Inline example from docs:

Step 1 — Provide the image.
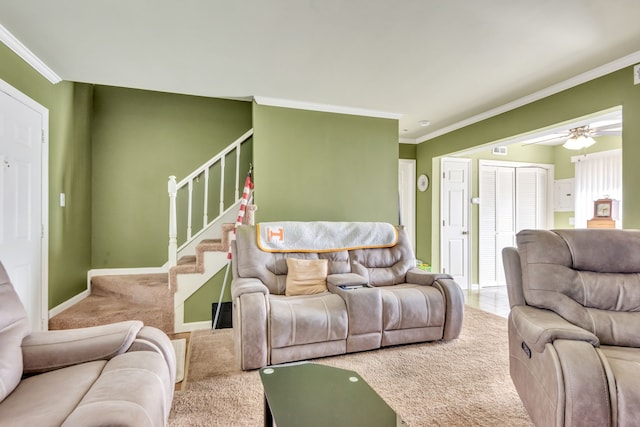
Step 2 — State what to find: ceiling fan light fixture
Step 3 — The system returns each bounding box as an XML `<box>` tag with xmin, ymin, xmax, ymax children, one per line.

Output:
<box><xmin>563</xmin><ymin>126</ymin><xmax>596</xmax><ymax>150</ymax></box>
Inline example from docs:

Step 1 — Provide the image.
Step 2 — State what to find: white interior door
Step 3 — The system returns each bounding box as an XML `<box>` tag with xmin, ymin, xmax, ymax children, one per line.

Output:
<box><xmin>0</xmin><ymin>83</ymin><xmax>47</xmax><ymax>331</ymax></box>
<box><xmin>440</xmin><ymin>158</ymin><xmax>470</xmax><ymax>289</ymax></box>
<box><xmin>495</xmin><ymin>167</ymin><xmax>515</xmax><ymax>286</ymax></box>
<box><xmin>398</xmin><ymin>159</ymin><xmax>416</xmax><ymax>253</ymax></box>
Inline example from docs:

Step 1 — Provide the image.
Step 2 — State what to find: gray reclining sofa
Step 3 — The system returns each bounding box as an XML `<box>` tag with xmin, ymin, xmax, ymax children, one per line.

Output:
<box><xmin>231</xmin><ymin>223</ymin><xmax>464</xmax><ymax>370</ymax></box>
<box><xmin>0</xmin><ymin>261</ymin><xmax>175</xmax><ymax>427</ymax></box>
<box><xmin>503</xmin><ymin>229</ymin><xmax>640</xmax><ymax>426</ymax></box>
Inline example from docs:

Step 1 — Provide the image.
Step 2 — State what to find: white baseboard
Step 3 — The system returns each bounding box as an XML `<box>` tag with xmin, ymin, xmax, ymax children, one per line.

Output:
<box><xmin>48</xmin><ymin>289</ymin><xmax>90</xmax><ymax>319</ymax></box>
<box><xmin>174</xmin><ymin>320</ymin><xmax>212</xmax><ymax>333</ymax></box>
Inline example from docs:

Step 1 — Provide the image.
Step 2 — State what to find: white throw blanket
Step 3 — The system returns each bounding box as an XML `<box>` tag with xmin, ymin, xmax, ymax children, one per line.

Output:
<box><xmin>256</xmin><ymin>221</ymin><xmax>398</xmax><ymax>253</ymax></box>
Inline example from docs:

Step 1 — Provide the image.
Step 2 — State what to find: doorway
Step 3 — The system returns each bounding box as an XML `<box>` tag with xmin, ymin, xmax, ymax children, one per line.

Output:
<box><xmin>478</xmin><ymin>160</ymin><xmax>553</xmax><ymax>287</ymax></box>
<box><xmin>440</xmin><ymin>157</ymin><xmax>470</xmax><ymax>289</ymax></box>
<box><xmin>0</xmin><ymin>79</ymin><xmax>48</xmax><ymax>331</ymax></box>
<box><xmin>398</xmin><ymin>159</ymin><xmax>416</xmax><ymax>253</ymax></box>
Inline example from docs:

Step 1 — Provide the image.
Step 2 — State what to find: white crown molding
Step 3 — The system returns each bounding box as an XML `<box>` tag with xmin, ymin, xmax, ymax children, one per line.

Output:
<box><xmin>416</xmin><ymin>49</ymin><xmax>640</xmax><ymax>144</ymax></box>
<box><xmin>254</xmin><ymin>96</ymin><xmax>403</xmax><ymax>120</ymax></box>
<box><xmin>0</xmin><ymin>24</ymin><xmax>62</xmax><ymax>84</ymax></box>
<box><xmin>399</xmin><ymin>137</ymin><xmax>418</xmax><ymax>144</ymax></box>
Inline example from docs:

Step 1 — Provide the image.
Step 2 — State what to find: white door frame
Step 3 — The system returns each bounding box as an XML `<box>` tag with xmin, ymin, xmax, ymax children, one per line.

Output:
<box><xmin>398</xmin><ymin>159</ymin><xmax>416</xmax><ymax>253</ymax></box>
<box><xmin>0</xmin><ymin>78</ymin><xmax>49</xmax><ymax>331</ymax></box>
<box><xmin>440</xmin><ymin>157</ymin><xmax>471</xmax><ymax>290</ymax></box>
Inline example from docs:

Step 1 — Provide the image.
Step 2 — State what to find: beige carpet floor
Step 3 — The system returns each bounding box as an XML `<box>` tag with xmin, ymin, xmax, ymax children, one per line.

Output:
<box><xmin>168</xmin><ymin>306</ymin><xmax>533</xmax><ymax>426</ymax></box>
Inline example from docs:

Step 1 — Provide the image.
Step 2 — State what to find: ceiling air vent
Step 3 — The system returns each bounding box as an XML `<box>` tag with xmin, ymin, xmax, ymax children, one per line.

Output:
<box><xmin>492</xmin><ymin>146</ymin><xmax>507</xmax><ymax>156</ymax></box>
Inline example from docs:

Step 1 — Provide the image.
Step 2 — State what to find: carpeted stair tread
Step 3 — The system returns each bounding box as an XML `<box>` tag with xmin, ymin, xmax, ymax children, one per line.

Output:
<box><xmin>172</xmin><ymin>256</ymin><xmax>198</xmax><ymax>274</ymax></box>
<box><xmin>49</xmin><ymin>294</ymin><xmax>173</xmax><ymax>333</ymax></box>
<box><xmin>170</xmin><ymin>239</ymin><xmax>226</xmax><ymax>278</ymax></box>
<box><xmin>91</xmin><ymin>273</ymin><xmax>173</xmax><ymax>303</ymax></box>
<box><xmin>199</xmin><ymin>239</ymin><xmax>225</xmax><ymax>252</ymax></box>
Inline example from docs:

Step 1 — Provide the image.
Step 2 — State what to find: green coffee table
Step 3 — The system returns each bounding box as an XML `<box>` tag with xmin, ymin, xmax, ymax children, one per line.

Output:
<box><xmin>259</xmin><ymin>362</ymin><xmax>406</xmax><ymax>427</ymax></box>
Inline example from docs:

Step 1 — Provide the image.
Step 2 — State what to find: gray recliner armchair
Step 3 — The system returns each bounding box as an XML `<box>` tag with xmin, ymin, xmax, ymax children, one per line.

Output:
<box><xmin>0</xmin><ymin>262</ymin><xmax>176</xmax><ymax>427</ymax></box>
<box><xmin>503</xmin><ymin>229</ymin><xmax>640</xmax><ymax>426</ymax></box>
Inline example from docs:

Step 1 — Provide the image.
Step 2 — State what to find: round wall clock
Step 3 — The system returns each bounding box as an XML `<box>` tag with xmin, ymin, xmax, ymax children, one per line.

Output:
<box><xmin>417</xmin><ymin>174</ymin><xmax>429</xmax><ymax>192</ymax></box>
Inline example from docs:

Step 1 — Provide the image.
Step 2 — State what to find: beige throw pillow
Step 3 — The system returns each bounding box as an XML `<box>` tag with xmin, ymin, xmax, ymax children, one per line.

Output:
<box><xmin>285</xmin><ymin>258</ymin><xmax>329</xmax><ymax>296</ymax></box>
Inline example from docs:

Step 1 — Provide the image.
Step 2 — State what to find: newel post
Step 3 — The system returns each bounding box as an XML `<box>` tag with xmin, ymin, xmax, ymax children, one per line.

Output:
<box><xmin>168</xmin><ymin>176</ymin><xmax>178</xmax><ymax>267</ymax></box>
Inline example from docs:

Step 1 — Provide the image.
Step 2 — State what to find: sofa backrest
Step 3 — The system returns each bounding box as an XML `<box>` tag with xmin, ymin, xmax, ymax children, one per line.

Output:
<box><xmin>0</xmin><ymin>262</ymin><xmax>31</xmax><ymax>402</ymax></box>
<box><xmin>516</xmin><ymin>229</ymin><xmax>640</xmax><ymax>346</ymax></box>
<box><xmin>233</xmin><ymin>225</ymin><xmax>351</xmax><ymax>295</ymax></box>
<box><xmin>350</xmin><ymin>226</ymin><xmax>415</xmax><ymax>286</ymax></box>
<box><xmin>233</xmin><ymin>224</ymin><xmax>415</xmax><ymax>294</ymax></box>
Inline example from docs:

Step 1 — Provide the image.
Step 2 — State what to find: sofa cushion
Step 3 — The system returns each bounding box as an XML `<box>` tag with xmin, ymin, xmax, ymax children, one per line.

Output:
<box><xmin>285</xmin><ymin>258</ymin><xmax>328</xmax><ymax>296</ymax></box>
<box><xmin>62</xmin><ymin>351</ymin><xmax>171</xmax><ymax>427</ymax></box>
<box><xmin>599</xmin><ymin>346</ymin><xmax>640</xmax><ymax>426</ymax></box>
<box><xmin>0</xmin><ymin>270</ymin><xmax>30</xmax><ymax>402</ymax></box>
<box><xmin>380</xmin><ymin>284</ymin><xmax>445</xmax><ymax>331</ymax></box>
<box><xmin>269</xmin><ymin>293</ymin><xmax>348</xmax><ymax>348</ymax></box>
<box><xmin>350</xmin><ymin>227</ymin><xmax>415</xmax><ymax>286</ymax></box>
<box><xmin>0</xmin><ymin>360</ymin><xmax>106</xmax><ymax>427</ymax></box>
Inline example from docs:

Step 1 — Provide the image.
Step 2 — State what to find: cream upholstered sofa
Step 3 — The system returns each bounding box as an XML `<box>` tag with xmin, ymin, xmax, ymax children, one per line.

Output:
<box><xmin>0</xmin><ymin>261</ymin><xmax>175</xmax><ymax>427</ymax></box>
<box><xmin>231</xmin><ymin>222</ymin><xmax>464</xmax><ymax>370</ymax></box>
<box><xmin>503</xmin><ymin>229</ymin><xmax>640</xmax><ymax>426</ymax></box>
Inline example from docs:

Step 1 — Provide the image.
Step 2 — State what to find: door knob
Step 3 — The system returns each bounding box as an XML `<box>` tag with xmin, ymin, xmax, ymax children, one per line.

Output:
<box><xmin>462</xmin><ymin>231</ymin><xmax>468</xmax><ymax>235</ymax></box>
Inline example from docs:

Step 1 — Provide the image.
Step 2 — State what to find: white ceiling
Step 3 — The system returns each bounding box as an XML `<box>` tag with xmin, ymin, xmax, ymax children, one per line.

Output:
<box><xmin>1</xmin><ymin>0</ymin><xmax>640</xmax><ymax>143</ymax></box>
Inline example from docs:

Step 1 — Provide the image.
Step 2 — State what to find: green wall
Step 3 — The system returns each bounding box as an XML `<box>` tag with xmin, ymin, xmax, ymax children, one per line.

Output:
<box><xmin>252</xmin><ymin>103</ymin><xmax>399</xmax><ymax>223</ymax></box>
<box><xmin>0</xmin><ymin>44</ymin><xmax>93</xmax><ymax>308</ymax></box>
<box><xmin>416</xmin><ymin>66</ymin><xmax>640</xmax><ymax>266</ymax></box>
<box><xmin>91</xmin><ymin>86</ymin><xmax>252</xmax><ymax>268</ymax></box>
<box><xmin>399</xmin><ymin>143</ymin><xmax>417</xmax><ymax>159</ymax></box>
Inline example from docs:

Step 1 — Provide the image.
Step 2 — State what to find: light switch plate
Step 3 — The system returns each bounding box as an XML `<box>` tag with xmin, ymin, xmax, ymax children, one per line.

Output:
<box><xmin>634</xmin><ymin>64</ymin><xmax>640</xmax><ymax>85</ymax></box>
<box><xmin>59</xmin><ymin>193</ymin><xmax>65</xmax><ymax>207</ymax></box>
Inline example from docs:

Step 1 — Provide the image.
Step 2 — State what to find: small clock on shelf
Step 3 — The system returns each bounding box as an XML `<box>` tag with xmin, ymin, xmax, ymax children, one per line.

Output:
<box><xmin>593</xmin><ymin>198</ymin><xmax>619</xmax><ymax>220</ymax></box>
<box><xmin>587</xmin><ymin>198</ymin><xmax>619</xmax><ymax>229</ymax></box>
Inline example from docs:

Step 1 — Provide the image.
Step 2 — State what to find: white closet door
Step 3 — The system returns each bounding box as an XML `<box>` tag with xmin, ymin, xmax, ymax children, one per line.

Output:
<box><xmin>479</xmin><ymin>164</ymin><xmax>549</xmax><ymax>287</ymax></box>
<box><xmin>515</xmin><ymin>167</ymin><xmax>548</xmax><ymax>231</ymax></box>
<box><xmin>479</xmin><ymin>167</ymin><xmax>497</xmax><ymax>286</ymax></box>
<box><xmin>495</xmin><ymin>167</ymin><xmax>515</xmax><ymax>286</ymax></box>
<box><xmin>479</xmin><ymin>166</ymin><xmax>514</xmax><ymax>287</ymax></box>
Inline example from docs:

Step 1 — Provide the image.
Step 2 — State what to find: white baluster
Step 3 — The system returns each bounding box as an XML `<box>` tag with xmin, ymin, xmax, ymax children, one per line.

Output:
<box><xmin>203</xmin><ymin>168</ymin><xmax>209</xmax><ymax>227</ymax></box>
<box><xmin>235</xmin><ymin>144</ymin><xmax>241</xmax><ymax>201</ymax></box>
<box><xmin>219</xmin><ymin>156</ymin><xmax>225</xmax><ymax>215</ymax></box>
<box><xmin>168</xmin><ymin>176</ymin><xmax>178</xmax><ymax>268</ymax></box>
<box><xmin>187</xmin><ymin>180</ymin><xmax>193</xmax><ymax>240</ymax></box>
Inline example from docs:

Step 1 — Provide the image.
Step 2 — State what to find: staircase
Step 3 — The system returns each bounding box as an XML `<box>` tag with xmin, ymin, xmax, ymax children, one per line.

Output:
<box><xmin>49</xmin><ymin>129</ymin><xmax>253</xmax><ymax>334</ymax></box>
<box><xmin>49</xmin><ymin>273</ymin><xmax>173</xmax><ymax>332</ymax></box>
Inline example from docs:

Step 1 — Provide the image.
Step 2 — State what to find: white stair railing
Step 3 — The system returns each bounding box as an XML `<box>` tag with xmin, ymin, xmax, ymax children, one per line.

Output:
<box><xmin>168</xmin><ymin>128</ymin><xmax>253</xmax><ymax>266</ymax></box>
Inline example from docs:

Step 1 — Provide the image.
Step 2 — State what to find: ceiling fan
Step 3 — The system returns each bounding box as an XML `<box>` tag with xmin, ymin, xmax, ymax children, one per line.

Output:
<box><xmin>520</xmin><ymin>117</ymin><xmax>622</xmax><ymax>147</ymax></box>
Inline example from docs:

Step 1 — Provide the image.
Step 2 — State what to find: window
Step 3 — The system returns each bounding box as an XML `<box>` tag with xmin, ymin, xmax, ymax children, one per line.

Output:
<box><xmin>572</xmin><ymin>149</ymin><xmax>622</xmax><ymax>228</ymax></box>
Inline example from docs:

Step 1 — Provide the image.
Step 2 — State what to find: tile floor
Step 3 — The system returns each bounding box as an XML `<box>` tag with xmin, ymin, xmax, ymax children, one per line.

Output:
<box><xmin>464</xmin><ymin>285</ymin><xmax>511</xmax><ymax>318</ymax></box>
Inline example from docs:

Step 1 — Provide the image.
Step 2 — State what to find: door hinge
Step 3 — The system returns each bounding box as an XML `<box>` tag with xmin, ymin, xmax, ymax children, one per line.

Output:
<box><xmin>443</xmin><ymin>267</ymin><xmax>446</xmax><ymax>274</ymax></box>
<box><xmin>442</xmin><ymin>220</ymin><xmax>445</xmax><ymax>227</ymax></box>
<box><xmin>41</xmin><ymin>224</ymin><xmax>44</xmax><ymax>239</ymax></box>
<box><xmin>443</xmin><ymin>172</ymin><xmax>445</xmax><ymax>179</ymax></box>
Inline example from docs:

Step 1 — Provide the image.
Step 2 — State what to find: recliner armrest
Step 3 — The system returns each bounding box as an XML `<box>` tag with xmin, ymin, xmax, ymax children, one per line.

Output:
<box><xmin>406</xmin><ymin>268</ymin><xmax>452</xmax><ymax>286</ymax></box>
<box><xmin>510</xmin><ymin>305</ymin><xmax>600</xmax><ymax>354</ymax></box>
<box><xmin>231</xmin><ymin>277</ymin><xmax>270</xmax><ymax>299</ymax></box>
<box><xmin>21</xmin><ymin>320</ymin><xmax>143</xmax><ymax>374</ymax></box>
